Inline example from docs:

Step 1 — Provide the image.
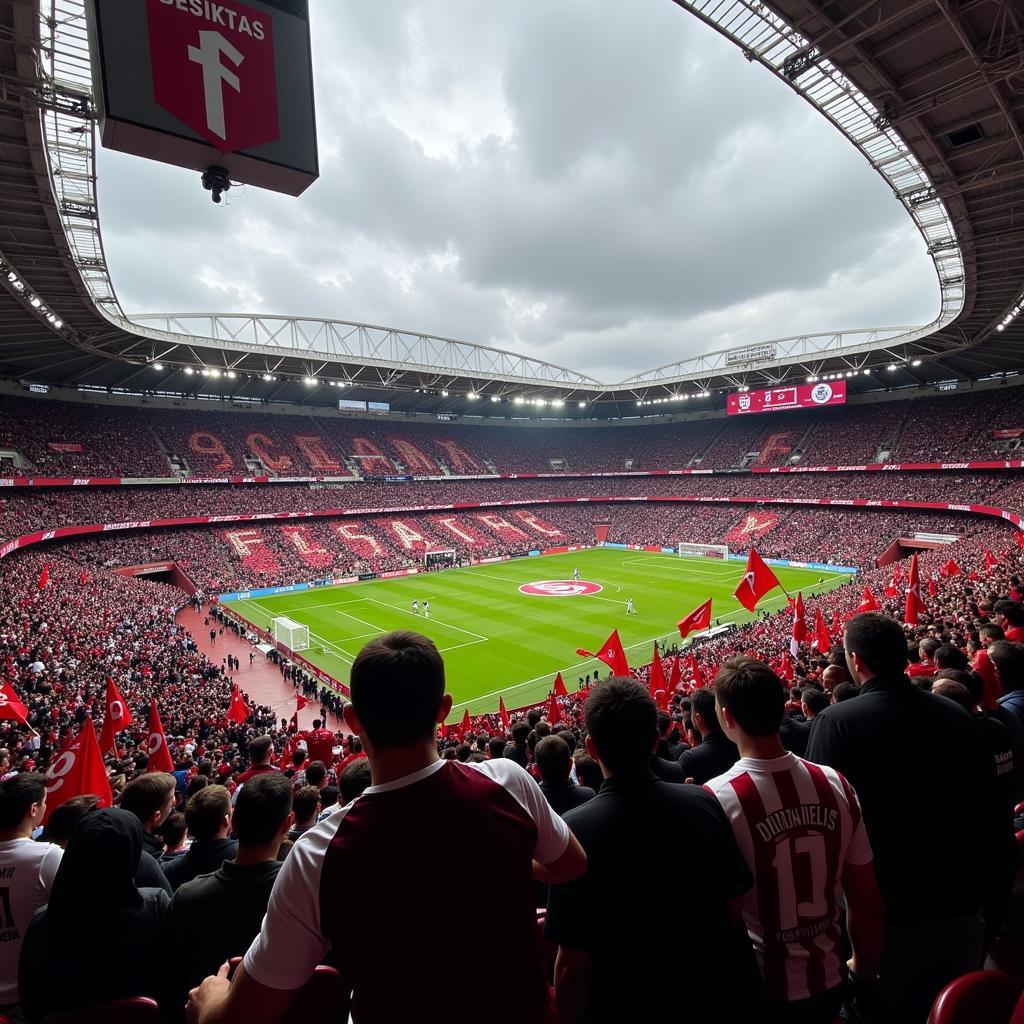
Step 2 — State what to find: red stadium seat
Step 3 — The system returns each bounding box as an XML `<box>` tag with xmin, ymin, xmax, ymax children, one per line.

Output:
<box><xmin>227</xmin><ymin>958</ymin><xmax>348</xmax><ymax>1021</ymax></box>
<box><xmin>43</xmin><ymin>996</ymin><xmax>160</xmax><ymax>1024</ymax></box>
<box><xmin>929</xmin><ymin>969</ymin><xmax>1020</xmax><ymax>1024</ymax></box>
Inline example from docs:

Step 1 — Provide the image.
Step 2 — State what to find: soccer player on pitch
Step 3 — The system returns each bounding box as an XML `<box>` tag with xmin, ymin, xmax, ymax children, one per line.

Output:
<box><xmin>625</xmin><ymin>598</ymin><xmax>636</xmax><ymax>616</ymax></box>
<box><xmin>423</xmin><ymin>601</ymin><xmax>430</xmax><ymax>619</ymax></box>
<box><xmin>412</xmin><ymin>600</ymin><xmax>419</xmax><ymax>616</ymax></box>
<box><xmin>573</xmin><ymin>568</ymin><xmax>581</xmax><ymax>581</ymax></box>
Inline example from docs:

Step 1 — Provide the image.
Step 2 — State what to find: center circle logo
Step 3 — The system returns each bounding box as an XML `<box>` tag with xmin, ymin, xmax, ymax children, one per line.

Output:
<box><xmin>519</xmin><ymin>580</ymin><xmax>603</xmax><ymax>597</ymax></box>
<box><xmin>810</xmin><ymin>382</ymin><xmax>834</xmax><ymax>404</ymax></box>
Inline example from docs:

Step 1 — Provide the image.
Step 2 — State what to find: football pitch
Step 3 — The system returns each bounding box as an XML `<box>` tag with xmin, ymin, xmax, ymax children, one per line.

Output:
<box><xmin>229</xmin><ymin>549</ymin><xmax>852</xmax><ymax>720</ymax></box>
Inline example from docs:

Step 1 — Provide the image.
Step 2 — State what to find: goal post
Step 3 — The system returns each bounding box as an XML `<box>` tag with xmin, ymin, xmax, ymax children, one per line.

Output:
<box><xmin>424</xmin><ymin>549</ymin><xmax>457</xmax><ymax>570</ymax></box>
<box><xmin>677</xmin><ymin>542</ymin><xmax>729</xmax><ymax>561</ymax></box>
<box><xmin>272</xmin><ymin>616</ymin><xmax>310</xmax><ymax>651</ymax></box>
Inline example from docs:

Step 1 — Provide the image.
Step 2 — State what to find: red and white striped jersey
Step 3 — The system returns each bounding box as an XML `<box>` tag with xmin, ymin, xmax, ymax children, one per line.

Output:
<box><xmin>705</xmin><ymin>752</ymin><xmax>872</xmax><ymax>1002</ymax></box>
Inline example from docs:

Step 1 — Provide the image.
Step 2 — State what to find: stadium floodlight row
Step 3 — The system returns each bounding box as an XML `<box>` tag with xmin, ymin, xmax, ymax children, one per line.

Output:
<box><xmin>2</xmin><ymin>0</ymin><xmax>1017</xmax><ymax>420</ymax></box>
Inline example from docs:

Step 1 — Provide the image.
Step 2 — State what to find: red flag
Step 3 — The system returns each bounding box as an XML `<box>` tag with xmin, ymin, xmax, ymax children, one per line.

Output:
<box><xmin>985</xmin><ymin>550</ymin><xmax>999</xmax><ymax>572</ymax></box>
<box><xmin>226</xmin><ymin>685</ymin><xmax>251</xmax><ymax>725</ymax></box>
<box><xmin>943</xmin><ymin>558</ymin><xmax>961</xmax><ymax>577</ymax></box>
<box><xmin>905</xmin><ymin>553</ymin><xmax>927</xmax><ymax>625</ymax></box>
<box><xmin>145</xmin><ymin>700</ymin><xmax>174</xmax><ymax>773</ymax></box>
<box><xmin>734</xmin><ymin>549</ymin><xmax>781</xmax><ymax>612</ymax></box>
<box><xmin>553</xmin><ymin>672</ymin><xmax>567</xmax><ymax>697</ymax></box>
<box><xmin>831</xmin><ymin>610</ymin><xmax>841</xmax><ymax>637</ymax></box>
<box><xmin>968</xmin><ymin>569</ymin><xmax>979</xmax><ymax>583</ymax></box>
<box><xmin>928</xmin><ymin>576</ymin><xmax>938</xmax><ymax>597</ymax></box>
<box><xmin>668</xmin><ymin>656</ymin><xmax>681</xmax><ymax>693</ymax></box>
<box><xmin>460</xmin><ymin>708</ymin><xmax>471</xmax><ymax>738</ymax></box>
<box><xmin>0</xmin><ymin>683</ymin><xmax>29</xmax><ymax>727</ymax></box>
<box><xmin>793</xmin><ymin>593</ymin><xmax>808</xmax><ymax>642</ymax></box>
<box><xmin>686</xmin><ymin>655</ymin><xmax>706</xmax><ymax>690</ymax></box>
<box><xmin>37</xmin><ymin>563</ymin><xmax>49</xmax><ymax>590</ymax></box>
<box><xmin>42</xmin><ymin>718</ymin><xmax>112</xmax><ymax>824</ymax></box>
<box><xmin>857</xmin><ymin>586</ymin><xmax>879</xmax><ymax>613</ymax></box>
<box><xmin>98</xmin><ymin>677</ymin><xmax>133</xmax><ymax>755</ymax></box>
<box><xmin>677</xmin><ymin>598</ymin><xmax>713</xmax><ymax>641</ymax></box>
<box><xmin>546</xmin><ymin>692</ymin><xmax>561</xmax><ymax>725</ymax></box>
<box><xmin>649</xmin><ymin>644</ymin><xmax>667</xmax><ymax>698</ymax></box>
<box><xmin>814</xmin><ymin>608</ymin><xmax>831</xmax><ymax>655</ymax></box>
<box><xmin>576</xmin><ymin>629</ymin><xmax>630</xmax><ymax>677</ymax></box>
<box><xmin>279</xmin><ymin>733</ymin><xmax>294</xmax><ymax>768</ymax></box>
<box><xmin>79</xmin><ymin>570</ymin><xmax>89</xmax><ymax>586</ymax></box>
<box><xmin>296</xmin><ymin>693</ymin><xmax>308</xmax><ymax>712</ymax></box>
<box><xmin>779</xmin><ymin>652</ymin><xmax>794</xmax><ymax>682</ymax></box>
<box><xmin>498</xmin><ymin>696</ymin><xmax>510</xmax><ymax>731</ymax></box>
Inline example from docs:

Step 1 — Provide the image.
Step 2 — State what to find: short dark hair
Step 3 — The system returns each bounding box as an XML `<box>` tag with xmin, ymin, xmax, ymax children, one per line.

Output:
<box><xmin>292</xmin><ymin>784</ymin><xmax>320</xmax><ymax>824</ymax></box>
<box><xmin>535</xmin><ymin>735</ymin><xmax>572</xmax><ymax>784</ymax></box>
<box><xmin>305</xmin><ymin>761</ymin><xmax>327</xmax><ymax>788</ymax></box>
<box><xmin>339</xmin><ymin>758</ymin><xmax>371</xmax><ymax>804</ymax></box>
<box><xmin>318</xmin><ymin>785</ymin><xmax>340</xmax><ymax>812</ymax></box>
<box><xmin>690</xmin><ymin>688</ymin><xmax>722</xmax><ymax>733</ymax></box>
<box><xmin>802</xmin><ymin>688</ymin><xmax>829</xmax><ymax>716</ymax></box>
<box><xmin>995</xmin><ymin>600</ymin><xmax>1023</xmax><ymax>627</ymax></box>
<box><xmin>44</xmin><ymin>793</ymin><xmax>101</xmax><ymax>846</ymax></box>
<box><xmin>832</xmin><ymin>682</ymin><xmax>859</xmax><ymax>702</ymax></box>
<box><xmin>980</xmin><ymin>624</ymin><xmax>1005</xmax><ymax>643</ymax></box>
<box><xmin>233</xmin><ymin>773</ymin><xmax>293</xmax><ymax>846</ymax></box>
<box><xmin>714</xmin><ymin>658</ymin><xmax>785</xmax><ymax>738</ymax></box>
<box><xmin>932</xmin><ymin>678</ymin><xmax>974</xmax><ymax>713</ymax></box>
<box><xmin>844</xmin><ymin>614</ymin><xmax>909</xmax><ymax>677</ymax></box>
<box><xmin>989</xmin><ymin>640</ymin><xmax>1024</xmax><ymax>694</ymax></box>
<box><xmin>511</xmin><ymin>722</ymin><xmax>530</xmax><ymax>745</ymax></box>
<box><xmin>184</xmin><ymin>785</ymin><xmax>231</xmax><ymax>841</ymax></box>
<box><xmin>583</xmin><ymin>678</ymin><xmax>657</xmax><ymax>775</ymax></box>
<box><xmin>0</xmin><ymin>773</ymin><xmax>46</xmax><ymax>830</ymax></box>
<box><xmin>487</xmin><ymin>737</ymin><xmax>506</xmax><ymax>758</ymax></box>
<box><xmin>248</xmin><ymin>735</ymin><xmax>273</xmax><ymax>764</ymax></box>
<box><xmin>350</xmin><ymin>632</ymin><xmax>445</xmax><ymax>747</ymax></box>
<box><xmin>934</xmin><ymin>644</ymin><xmax>968</xmax><ymax>671</ymax></box>
<box><xmin>119</xmin><ymin>772</ymin><xmax>176</xmax><ymax>824</ymax></box>
<box><xmin>159</xmin><ymin>810</ymin><xmax>187</xmax><ymax>849</ymax></box>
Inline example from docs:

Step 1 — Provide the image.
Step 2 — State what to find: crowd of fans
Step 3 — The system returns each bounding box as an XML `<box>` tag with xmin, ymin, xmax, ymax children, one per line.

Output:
<box><xmin>3</xmin><ymin>386</ymin><xmax>1023</xmax><ymax>479</ymax></box>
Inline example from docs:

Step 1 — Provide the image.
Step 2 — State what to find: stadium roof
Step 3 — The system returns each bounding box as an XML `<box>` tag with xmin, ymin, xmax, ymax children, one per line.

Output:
<box><xmin>0</xmin><ymin>0</ymin><xmax>1021</xmax><ymax>418</ymax></box>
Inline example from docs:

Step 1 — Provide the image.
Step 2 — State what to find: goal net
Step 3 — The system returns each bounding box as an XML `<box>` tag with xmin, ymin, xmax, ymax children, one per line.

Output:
<box><xmin>425</xmin><ymin>549</ymin><xmax>457</xmax><ymax>570</ymax></box>
<box><xmin>677</xmin><ymin>542</ymin><xmax>729</xmax><ymax>561</ymax></box>
<box><xmin>272</xmin><ymin>616</ymin><xmax>310</xmax><ymax>651</ymax></box>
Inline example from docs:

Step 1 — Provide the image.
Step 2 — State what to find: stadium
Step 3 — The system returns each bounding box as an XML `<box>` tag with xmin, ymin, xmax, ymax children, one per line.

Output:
<box><xmin>0</xmin><ymin>0</ymin><xmax>1023</xmax><ymax>1021</ymax></box>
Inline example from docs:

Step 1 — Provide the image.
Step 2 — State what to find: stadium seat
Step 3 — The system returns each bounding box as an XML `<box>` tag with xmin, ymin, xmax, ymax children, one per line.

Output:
<box><xmin>228</xmin><ymin>958</ymin><xmax>348</xmax><ymax>1021</ymax></box>
<box><xmin>928</xmin><ymin>969</ymin><xmax>1020</xmax><ymax>1024</ymax></box>
<box><xmin>43</xmin><ymin>996</ymin><xmax>160</xmax><ymax>1024</ymax></box>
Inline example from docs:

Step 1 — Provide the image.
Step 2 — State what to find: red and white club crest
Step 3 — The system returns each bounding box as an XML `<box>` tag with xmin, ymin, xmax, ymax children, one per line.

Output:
<box><xmin>44</xmin><ymin>749</ymin><xmax>76</xmax><ymax>795</ymax></box>
<box><xmin>519</xmin><ymin>580</ymin><xmax>603</xmax><ymax>597</ymax></box>
<box><xmin>146</xmin><ymin>732</ymin><xmax>163</xmax><ymax>756</ymax></box>
<box><xmin>109</xmin><ymin>699</ymin><xmax>125</xmax><ymax>722</ymax></box>
<box><xmin>738</xmin><ymin>394</ymin><xmax>751</xmax><ymax>411</ymax></box>
<box><xmin>146</xmin><ymin>0</ymin><xmax>280</xmax><ymax>153</ymax></box>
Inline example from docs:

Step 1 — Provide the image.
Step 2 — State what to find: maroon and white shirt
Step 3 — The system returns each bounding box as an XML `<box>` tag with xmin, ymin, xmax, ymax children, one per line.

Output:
<box><xmin>705</xmin><ymin>753</ymin><xmax>872</xmax><ymax>1002</ymax></box>
<box><xmin>244</xmin><ymin>758</ymin><xmax>568</xmax><ymax>1022</ymax></box>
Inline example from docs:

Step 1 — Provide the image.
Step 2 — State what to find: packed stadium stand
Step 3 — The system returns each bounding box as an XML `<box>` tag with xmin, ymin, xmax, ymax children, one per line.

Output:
<box><xmin>2</xmin><ymin>0</ymin><xmax>1024</xmax><ymax>1019</ymax></box>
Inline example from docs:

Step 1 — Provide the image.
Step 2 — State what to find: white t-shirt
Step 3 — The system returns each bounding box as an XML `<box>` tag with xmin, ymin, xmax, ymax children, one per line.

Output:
<box><xmin>0</xmin><ymin>838</ymin><xmax>62</xmax><ymax>1003</ymax></box>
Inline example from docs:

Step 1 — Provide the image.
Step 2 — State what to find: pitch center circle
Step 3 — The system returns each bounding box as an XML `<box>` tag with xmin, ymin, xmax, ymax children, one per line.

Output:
<box><xmin>518</xmin><ymin>580</ymin><xmax>603</xmax><ymax>597</ymax></box>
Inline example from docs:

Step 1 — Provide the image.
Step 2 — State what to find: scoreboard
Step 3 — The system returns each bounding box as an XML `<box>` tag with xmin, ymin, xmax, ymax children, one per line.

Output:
<box><xmin>727</xmin><ymin>381</ymin><xmax>847</xmax><ymax>416</ymax></box>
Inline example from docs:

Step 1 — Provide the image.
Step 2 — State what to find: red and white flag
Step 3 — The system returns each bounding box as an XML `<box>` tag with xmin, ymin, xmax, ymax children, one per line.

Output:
<box><xmin>546</xmin><ymin>691</ymin><xmax>561</xmax><ymax>725</ymax></box>
<box><xmin>553</xmin><ymin>672</ymin><xmax>568</xmax><ymax>698</ymax></box>
<box><xmin>686</xmin><ymin>655</ymin><xmax>706</xmax><ymax>690</ymax></box>
<box><xmin>734</xmin><ymin>549</ymin><xmax>782</xmax><ymax>612</ymax></box>
<box><xmin>498</xmin><ymin>696</ymin><xmax>510</xmax><ymax>731</ymax></box>
<box><xmin>985</xmin><ymin>550</ymin><xmax>999</xmax><ymax>572</ymax></box>
<box><xmin>857</xmin><ymin>586</ymin><xmax>879</xmax><ymax>613</ymax></box>
<box><xmin>42</xmin><ymin>718</ymin><xmax>112</xmax><ymax>824</ymax></box>
<box><xmin>37</xmin><ymin>563</ymin><xmax>49</xmax><ymax>590</ymax></box>
<box><xmin>226</xmin><ymin>685</ymin><xmax>252</xmax><ymax>725</ymax></box>
<box><xmin>649</xmin><ymin>643</ymin><xmax>667</xmax><ymax>698</ymax></box>
<box><xmin>905</xmin><ymin>553</ymin><xmax>927</xmax><ymax>625</ymax></box>
<box><xmin>790</xmin><ymin>592</ymin><xmax>808</xmax><ymax>656</ymax></box>
<box><xmin>677</xmin><ymin>598</ymin><xmax>713</xmax><ymax>641</ymax></box>
<box><xmin>145</xmin><ymin>700</ymin><xmax>175</xmax><ymax>773</ymax></box>
<box><xmin>98</xmin><ymin>677</ymin><xmax>133</xmax><ymax>755</ymax></box>
<box><xmin>814</xmin><ymin>608</ymin><xmax>831</xmax><ymax>655</ymax></box>
<box><xmin>576</xmin><ymin>629</ymin><xmax>630</xmax><ymax>677</ymax></box>
<box><xmin>0</xmin><ymin>683</ymin><xmax>29</xmax><ymax>727</ymax></box>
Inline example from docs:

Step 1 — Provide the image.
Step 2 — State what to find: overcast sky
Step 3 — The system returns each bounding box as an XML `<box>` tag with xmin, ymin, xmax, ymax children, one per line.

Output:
<box><xmin>96</xmin><ymin>0</ymin><xmax>938</xmax><ymax>384</ymax></box>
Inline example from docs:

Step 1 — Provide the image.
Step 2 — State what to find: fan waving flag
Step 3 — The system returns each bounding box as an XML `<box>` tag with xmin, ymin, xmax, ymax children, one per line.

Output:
<box><xmin>905</xmin><ymin>553</ymin><xmax>927</xmax><ymax>625</ymax></box>
<box><xmin>145</xmin><ymin>701</ymin><xmax>175</xmax><ymax>773</ymax></box>
<box><xmin>677</xmin><ymin>599</ymin><xmax>713</xmax><ymax>641</ymax></box>
<box><xmin>546</xmin><ymin>691</ymin><xmax>561</xmax><ymax>725</ymax></box>
<box><xmin>576</xmin><ymin>629</ymin><xmax>630</xmax><ymax>677</ymax></box>
<box><xmin>0</xmin><ymin>683</ymin><xmax>30</xmax><ymax>727</ymax></box>
<box><xmin>790</xmin><ymin>592</ymin><xmax>808</xmax><ymax>657</ymax></box>
<box><xmin>814</xmin><ymin>608</ymin><xmax>831</xmax><ymax>655</ymax></box>
<box><xmin>42</xmin><ymin>718</ymin><xmax>112</xmax><ymax>824</ymax></box>
<box><xmin>686</xmin><ymin>655</ymin><xmax>706</xmax><ymax>690</ymax></box>
<box><xmin>226</xmin><ymin>685</ymin><xmax>252</xmax><ymax>725</ymax></box>
<box><xmin>37</xmin><ymin>563</ymin><xmax>49</xmax><ymax>590</ymax></box>
<box><xmin>857</xmin><ymin>586</ymin><xmax>879</xmax><ymax>613</ymax></box>
<box><xmin>498</xmin><ymin>696</ymin><xmax>510</xmax><ymax>731</ymax></box>
<box><xmin>985</xmin><ymin>550</ymin><xmax>999</xmax><ymax>572</ymax></box>
<box><xmin>941</xmin><ymin>558</ymin><xmax>961</xmax><ymax>577</ymax></box>
<box><xmin>553</xmin><ymin>672</ymin><xmax>568</xmax><ymax>698</ymax></box>
<box><xmin>734</xmin><ymin>549</ymin><xmax>782</xmax><ymax>612</ymax></box>
<box><xmin>296</xmin><ymin>693</ymin><xmax>308</xmax><ymax>712</ymax></box>
<box><xmin>98</xmin><ymin>677</ymin><xmax>133</xmax><ymax>754</ymax></box>
<box><xmin>460</xmin><ymin>709</ymin><xmax>471</xmax><ymax>738</ymax></box>
<box><xmin>649</xmin><ymin>643</ymin><xmax>667</xmax><ymax>698</ymax></box>
<box><xmin>667</xmin><ymin>656</ymin><xmax>681</xmax><ymax>694</ymax></box>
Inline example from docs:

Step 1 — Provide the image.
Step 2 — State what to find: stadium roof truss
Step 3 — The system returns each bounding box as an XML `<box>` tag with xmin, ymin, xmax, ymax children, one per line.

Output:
<box><xmin>0</xmin><ymin>0</ymin><xmax>1021</xmax><ymax>415</ymax></box>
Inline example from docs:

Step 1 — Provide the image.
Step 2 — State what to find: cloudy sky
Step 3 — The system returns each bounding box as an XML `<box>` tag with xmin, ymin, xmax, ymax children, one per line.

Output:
<box><xmin>96</xmin><ymin>0</ymin><xmax>938</xmax><ymax>384</ymax></box>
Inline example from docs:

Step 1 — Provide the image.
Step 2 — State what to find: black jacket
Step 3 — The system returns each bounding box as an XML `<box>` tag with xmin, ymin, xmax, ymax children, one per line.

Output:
<box><xmin>807</xmin><ymin>674</ymin><xmax>1014</xmax><ymax>925</ymax></box>
<box><xmin>538</xmin><ymin>779</ymin><xmax>597</xmax><ymax>817</ymax></box>
<box><xmin>676</xmin><ymin>731</ymin><xmax>739</xmax><ymax>785</ymax></box>
<box><xmin>162</xmin><ymin>838</ymin><xmax>238</xmax><ymax>891</ymax></box>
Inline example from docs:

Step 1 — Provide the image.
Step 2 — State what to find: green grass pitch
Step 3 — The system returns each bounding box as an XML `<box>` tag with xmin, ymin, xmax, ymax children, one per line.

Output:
<box><xmin>230</xmin><ymin>549</ymin><xmax>852</xmax><ymax>721</ymax></box>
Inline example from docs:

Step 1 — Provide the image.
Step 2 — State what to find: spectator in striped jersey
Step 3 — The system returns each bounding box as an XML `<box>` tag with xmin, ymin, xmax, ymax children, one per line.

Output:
<box><xmin>706</xmin><ymin>657</ymin><xmax>885</xmax><ymax>1024</ymax></box>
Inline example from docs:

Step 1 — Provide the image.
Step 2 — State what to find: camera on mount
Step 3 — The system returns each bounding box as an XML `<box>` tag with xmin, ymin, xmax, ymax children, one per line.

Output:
<box><xmin>201</xmin><ymin>166</ymin><xmax>231</xmax><ymax>204</ymax></box>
